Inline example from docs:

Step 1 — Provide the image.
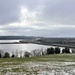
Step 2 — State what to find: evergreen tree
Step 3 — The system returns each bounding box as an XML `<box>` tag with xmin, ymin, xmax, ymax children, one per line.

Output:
<box><xmin>55</xmin><ymin>47</ymin><xmax>60</xmax><ymax>54</ymax></box>
<box><xmin>47</xmin><ymin>47</ymin><xmax>55</xmax><ymax>54</ymax></box>
<box><xmin>62</xmin><ymin>49</ymin><xmax>65</xmax><ymax>53</ymax></box>
<box><xmin>65</xmin><ymin>47</ymin><xmax>70</xmax><ymax>53</ymax></box>
<box><xmin>62</xmin><ymin>47</ymin><xmax>70</xmax><ymax>53</ymax></box>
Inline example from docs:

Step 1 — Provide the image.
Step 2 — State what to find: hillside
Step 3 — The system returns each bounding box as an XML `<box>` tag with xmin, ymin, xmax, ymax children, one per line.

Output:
<box><xmin>0</xmin><ymin>54</ymin><xmax>75</xmax><ymax>75</ymax></box>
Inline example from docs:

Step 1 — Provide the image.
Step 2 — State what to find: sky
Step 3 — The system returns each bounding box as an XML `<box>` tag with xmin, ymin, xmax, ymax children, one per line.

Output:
<box><xmin>0</xmin><ymin>0</ymin><xmax>75</xmax><ymax>37</ymax></box>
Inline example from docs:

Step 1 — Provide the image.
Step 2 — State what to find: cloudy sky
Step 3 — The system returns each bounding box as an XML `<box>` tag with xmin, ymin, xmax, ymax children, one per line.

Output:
<box><xmin>0</xmin><ymin>0</ymin><xmax>75</xmax><ymax>37</ymax></box>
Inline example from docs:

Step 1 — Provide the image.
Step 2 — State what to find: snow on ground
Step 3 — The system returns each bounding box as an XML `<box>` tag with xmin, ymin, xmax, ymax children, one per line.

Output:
<box><xmin>0</xmin><ymin>61</ymin><xmax>75</xmax><ymax>75</ymax></box>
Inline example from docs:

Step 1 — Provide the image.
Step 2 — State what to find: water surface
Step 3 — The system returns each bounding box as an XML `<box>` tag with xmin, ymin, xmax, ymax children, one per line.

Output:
<box><xmin>0</xmin><ymin>40</ymin><xmax>51</xmax><ymax>54</ymax></box>
<box><xmin>0</xmin><ymin>40</ymin><xmax>65</xmax><ymax>55</ymax></box>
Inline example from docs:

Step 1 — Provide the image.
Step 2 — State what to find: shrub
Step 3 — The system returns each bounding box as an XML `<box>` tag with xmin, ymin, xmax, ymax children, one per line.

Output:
<box><xmin>65</xmin><ymin>47</ymin><xmax>70</xmax><ymax>53</ymax></box>
<box><xmin>47</xmin><ymin>47</ymin><xmax>55</xmax><ymax>54</ymax></box>
<box><xmin>11</xmin><ymin>54</ymin><xmax>15</xmax><ymax>58</ymax></box>
<box><xmin>55</xmin><ymin>47</ymin><xmax>60</xmax><ymax>54</ymax></box>
<box><xmin>24</xmin><ymin>51</ymin><xmax>30</xmax><ymax>57</ymax></box>
<box><xmin>0</xmin><ymin>53</ymin><xmax>2</xmax><ymax>58</ymax></box>
<box><xmin>3</xmin><ymin>52</ymin><xmax>10</xmax><ymax>58</ymax></box>
<box><xmin>62</xmin><ymin>49</ymin><xmax>65</xmax><ymax>53</ymax></box>
<box><xmin>62</xmin><ymin>47</ymin><xmax>70</xmax><ymax>53</ymax></box>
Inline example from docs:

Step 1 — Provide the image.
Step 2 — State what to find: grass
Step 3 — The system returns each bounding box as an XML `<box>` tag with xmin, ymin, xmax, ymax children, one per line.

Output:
<box><xmin>0</xmin><ymin>53</ymin><xmax>74</xmax><ymax>62</ymax></box>
<box><xmin>0</xmin><ymin>53</ymin><xmax>75</xmax><ymax>75</ymax></box>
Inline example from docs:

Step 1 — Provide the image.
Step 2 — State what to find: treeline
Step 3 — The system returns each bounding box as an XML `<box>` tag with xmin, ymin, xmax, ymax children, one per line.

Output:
<box><xmin>0</xmin><ymin>47</ymin><xmax>74</xmax><ymax>58</ymax></box>
<box><xmin>36</xmin><ymin>38</ymin><xmax>75</xmax><ymax>45</ymax></box>
<box><xmin>0</xmin><ymin>52</ymin><xmax>14</xmax><ymax>58</ymax></box>
<box><xmin>0</xmin><ymin>36</ymin><xmax>35</xmax><ymax>40</ymax></box>
<box><xmin>47</xmin><ymin>47</ymin><xmax>70</xmax><ymax>54</ymax></box>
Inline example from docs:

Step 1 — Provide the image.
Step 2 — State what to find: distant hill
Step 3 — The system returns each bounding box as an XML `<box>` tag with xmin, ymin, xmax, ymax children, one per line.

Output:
<box><xmin>0</xmin><ymin>36</ymin><xmax>75</xmax><ymax>46</ymax></box>
<box><xmin>0</xmin><ymin>36</ymin><xmax>36</xmax><ymax>40</ymax></box>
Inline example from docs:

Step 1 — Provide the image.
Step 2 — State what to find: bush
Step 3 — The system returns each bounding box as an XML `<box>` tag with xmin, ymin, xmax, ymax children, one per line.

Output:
<box><xmin>24</xmin><ymin>51</ymin><xmax>30</xmax><ymax>57</ymax></box>
<box><xmin>0</xmin><ymin>53</ymin><xmax>2</xmax><ymax>58</ymax></box>
<box><xmin>55</xmin><ymin>47</ymin><xmax>60</xmax><ymax>54</ymax></box>
<box><xmin>62</xmin><ymin>47</ymin><xmax>70</xmax><ymax>53</ymax></box>
<box><xmin>11</xmin><ymin>54</ymin><xmax>15</xmax><ymax>58</ymax></box>
<box><xmin>65</xmin><ymin>47</ymin><xmax>70</xmax><ymax>53</ymax></box>
<box><xmin>72</xmin><ymin>49</ymin><xmax>75</xmax><ymax>53</ymax></box>
<box><xmin>3</xmin><ymin>52</ymin><xmax>10</xmax><ymax>58</ymax></box>
<box><xmin>47</xmin><ymin>47</ymin><xmax>55</xmax><ymax>54</ymax></box>
<box><xmin>62</xmin><ymin>49</ymin><xmax>65</xmax><ymax>53</ymax></box>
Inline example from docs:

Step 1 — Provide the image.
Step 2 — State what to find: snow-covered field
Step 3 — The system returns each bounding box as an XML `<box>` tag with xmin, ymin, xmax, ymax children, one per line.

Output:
<box><xmin>0</xmin><ymin>61</ymin><xmax>75</xmax><ymax>75</ymax></box>
<box><xmin>0</xmin><ymin>54</ymin><xmax>75</xmax><ymax>75</ymax></box>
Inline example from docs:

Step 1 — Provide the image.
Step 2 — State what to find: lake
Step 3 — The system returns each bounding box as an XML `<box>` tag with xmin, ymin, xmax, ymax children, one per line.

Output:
<box><xmin>0</xmin><ymin>40</ymin><xmax>51</xmax><ymax>55</ymax></box>
<box><xmin>0</xmin><ymin>40</ymin><xmax>67</xmax><ymax>56</ymax></box>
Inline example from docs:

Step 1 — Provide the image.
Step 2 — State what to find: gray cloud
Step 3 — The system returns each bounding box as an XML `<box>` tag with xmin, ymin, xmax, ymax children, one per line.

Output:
<box><xmin>0</xmin><ymin>0</ymin><xmax>42</xmax><ymax>25</ymax></box>
<box><xmin>0</xmin><ymin>0</ymin><xmax>75</xmax><ymax>25</ymax></box>
<box><xmin>0</xmin><ymin>0</ymin><xmax>75</xmax><ymax>37</ymax></box>
<box><xmin>39</xmin><ymin>0</ymin><xmax>75</xmax><ymax>25</ymax></box>
<box><xmin>0</xmin><ymin>0</ymin><xmax>21</xmax><ymax>24</ymax></box>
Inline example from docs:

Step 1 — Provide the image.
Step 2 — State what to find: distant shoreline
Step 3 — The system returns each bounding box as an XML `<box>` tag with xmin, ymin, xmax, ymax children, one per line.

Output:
<box><xmin>0</xmin><ymin>42</ymin><xmax>75</xmax><ymax>49</ymax></box>
<box><xmin>0</xmin><ymin>42</ymin><xmax>29</xmax><ymax>44</ymax></box>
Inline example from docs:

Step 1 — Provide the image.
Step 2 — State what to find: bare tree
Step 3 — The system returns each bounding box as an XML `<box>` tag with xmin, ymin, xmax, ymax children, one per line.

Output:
<box><xmin>0</xmin><ymin>49</ymin><xmax>4</xmax><ymax>58</ymax></box>
<box><xmin>30</xmin><ymin>49</ymin><xmax>43</xmax><ymax>57</ymax></box>
<box><xmin>19</xmin><ymin>51</ymin><xmax>23</xmax><ymax>58</ymax></box>
<box><xmin>43</xmin><ymin>49</ymin><xmax>47</xmax><ymax>55</ymax></box>
<box><xmin>15</xmin><ymin>50</ymin><xmax>19</xmax><ymax>57</ymax></box>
